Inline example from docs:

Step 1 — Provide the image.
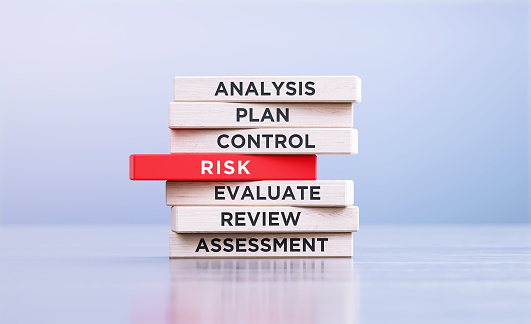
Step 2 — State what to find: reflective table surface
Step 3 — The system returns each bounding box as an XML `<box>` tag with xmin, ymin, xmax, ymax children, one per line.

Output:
<box><xmin>1</xmin><ymin>225</ymin><xmax>530</xmax><ymax>324</ymax></box>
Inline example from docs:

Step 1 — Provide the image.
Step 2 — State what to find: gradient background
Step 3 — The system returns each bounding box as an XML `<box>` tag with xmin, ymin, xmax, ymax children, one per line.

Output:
<box><xmin>0</xmin><ymin>0</ymin><xmax>528</xmax><ymax>224</ymax></box>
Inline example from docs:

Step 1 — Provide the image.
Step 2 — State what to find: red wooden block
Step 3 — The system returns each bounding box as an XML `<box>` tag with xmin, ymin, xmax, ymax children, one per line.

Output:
<box><xmin>129</xmin><ymin>154</ymin><xmax>317</xmax><ymax>181</ymax></box>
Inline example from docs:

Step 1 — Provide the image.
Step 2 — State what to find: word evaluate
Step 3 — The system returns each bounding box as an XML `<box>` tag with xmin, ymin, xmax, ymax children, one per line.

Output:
<box><xmin>214</xmin><ymin>185</ymin><xmax>320</xmax><ymax>201</ymax></box>
<box><xmin>166</xmin><ymin>181</ymin><xmax>354</xmax><ymax>206</ymax></box>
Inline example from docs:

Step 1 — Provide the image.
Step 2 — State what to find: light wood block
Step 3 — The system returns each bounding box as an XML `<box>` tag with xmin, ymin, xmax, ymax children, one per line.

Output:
<box><xmin>169</xmin><ymin>232</ymin><xmax>353</xmax><ymax>258</ymax></box>
<box><xmin>168</xmin><ymin>102</ymin><xmax>353</xmax><ymax>128</ymax></box>
<box><xmin>166</xmin><ymin>180</ymin><xmax>354</xmax><ymax>207</ymax></box>
<box><xmin>170</xmin><ymin>128</ymin><xmax>357</xmax><ymax>154</ymax></box>
<box><xmin>173</xmin><ymin>76</ymin><xmax>361</xmax><ymax>102</ymax></box>
<box><xmin>171</xmin><ymin>206</ymin><xmax>359</xmax><ymax>233</ymax></box>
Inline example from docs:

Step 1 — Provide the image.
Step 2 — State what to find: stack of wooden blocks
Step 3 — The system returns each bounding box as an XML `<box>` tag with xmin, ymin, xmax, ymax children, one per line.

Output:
<box><xmin>130</xmin><ymin>76</ymin><xmax>362</xmax><ymax>257</ymax></box>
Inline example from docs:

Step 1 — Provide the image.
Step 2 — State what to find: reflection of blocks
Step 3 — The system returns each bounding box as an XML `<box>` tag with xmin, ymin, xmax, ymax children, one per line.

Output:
<box><xmin>129</xmin><ymin>76</ymin><xmax>362</xmax><ymax>258</ymax></box>
<box><xmin>167</xmin><ymin>258</ymin><xmax>358</xmax><ymax>323</ymax></box>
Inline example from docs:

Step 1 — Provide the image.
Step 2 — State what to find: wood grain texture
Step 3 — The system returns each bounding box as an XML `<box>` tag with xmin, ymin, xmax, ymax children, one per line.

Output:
<box><xmin>169</xmin><ymin>232</ymin><xmax>353</xmax><ymax>258</ymax></box>
<box><xmin>168</xmin><ymin>102</ymin><xmax>353</xmax><ymax>128</ymax></box>
<box><xmin>173</xmin><ymin>76</ymin><xmax>361</xmax><ymax>102</ymax></box>
<box><xmin>166</xmin><ymin>180</ymin><xmax>354</xmax><ymax>207</ymax></box>
<box><xmin>170</xmin><ymin>128</ymin><xmax>357</xmax><ymax>154</ymax></box>
<box><xmin>171</xmin><ymin>206</ymin><xmax>359</xmax><ymax>233</ymax></box>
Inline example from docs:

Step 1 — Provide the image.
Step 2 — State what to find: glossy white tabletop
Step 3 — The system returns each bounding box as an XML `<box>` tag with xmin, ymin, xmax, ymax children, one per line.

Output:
<box><xmin>1</xmin><ymin>225</ymin><xmax>529</xmax><ymax>324</ymax></box>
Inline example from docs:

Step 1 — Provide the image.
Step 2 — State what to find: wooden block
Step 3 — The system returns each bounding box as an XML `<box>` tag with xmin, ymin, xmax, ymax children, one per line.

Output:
<box><xmin>168</xmin><ymin>102</ymin><xmax>353</xmax><ymax>128</ymax></box>
<box><xmin>173</xmin><ymin>76</ymin><xmax>361</xmax><ymax>102</ymax></box>
<box><xmin>171</xmin><ymin>206</ymin><xmax>359</xmax><ymax>233</ymax></box>
<box><xmin>166</xmin><ymin>180</ymin><xmax>354</xmax><ymax>207</ymax></box>
<box><xmin>169</xmin><ymin>232</ymin><xmax>353</xmax><ymax>258</ymax></box>
<box><xmin>170</xmin><ymin>128</ymin><xmax>357</xmax><ymax>154</ymax></box>
<box><xmin>129</xmin><ymin>154</ymin><xmax>316</xmax><ymax>181</ymax></box>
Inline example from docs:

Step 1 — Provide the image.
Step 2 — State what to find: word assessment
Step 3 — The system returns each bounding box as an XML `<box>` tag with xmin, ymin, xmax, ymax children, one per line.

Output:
<box><xmin>195</xmin><ymin>237</ymin><xmax>328</xmax><ymax>253</ymax></box>
<box><xmin>169</xmin><ymin>233</ymin><xmax>353</xmax><ymax>257</ymax></box>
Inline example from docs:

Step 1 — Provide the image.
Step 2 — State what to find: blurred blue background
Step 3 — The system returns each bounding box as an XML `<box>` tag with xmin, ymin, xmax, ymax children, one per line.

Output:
<box><xmin>0</xmin><ymin>1</ymin><xmax>528</xmax><ymax>224</ymax></box>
